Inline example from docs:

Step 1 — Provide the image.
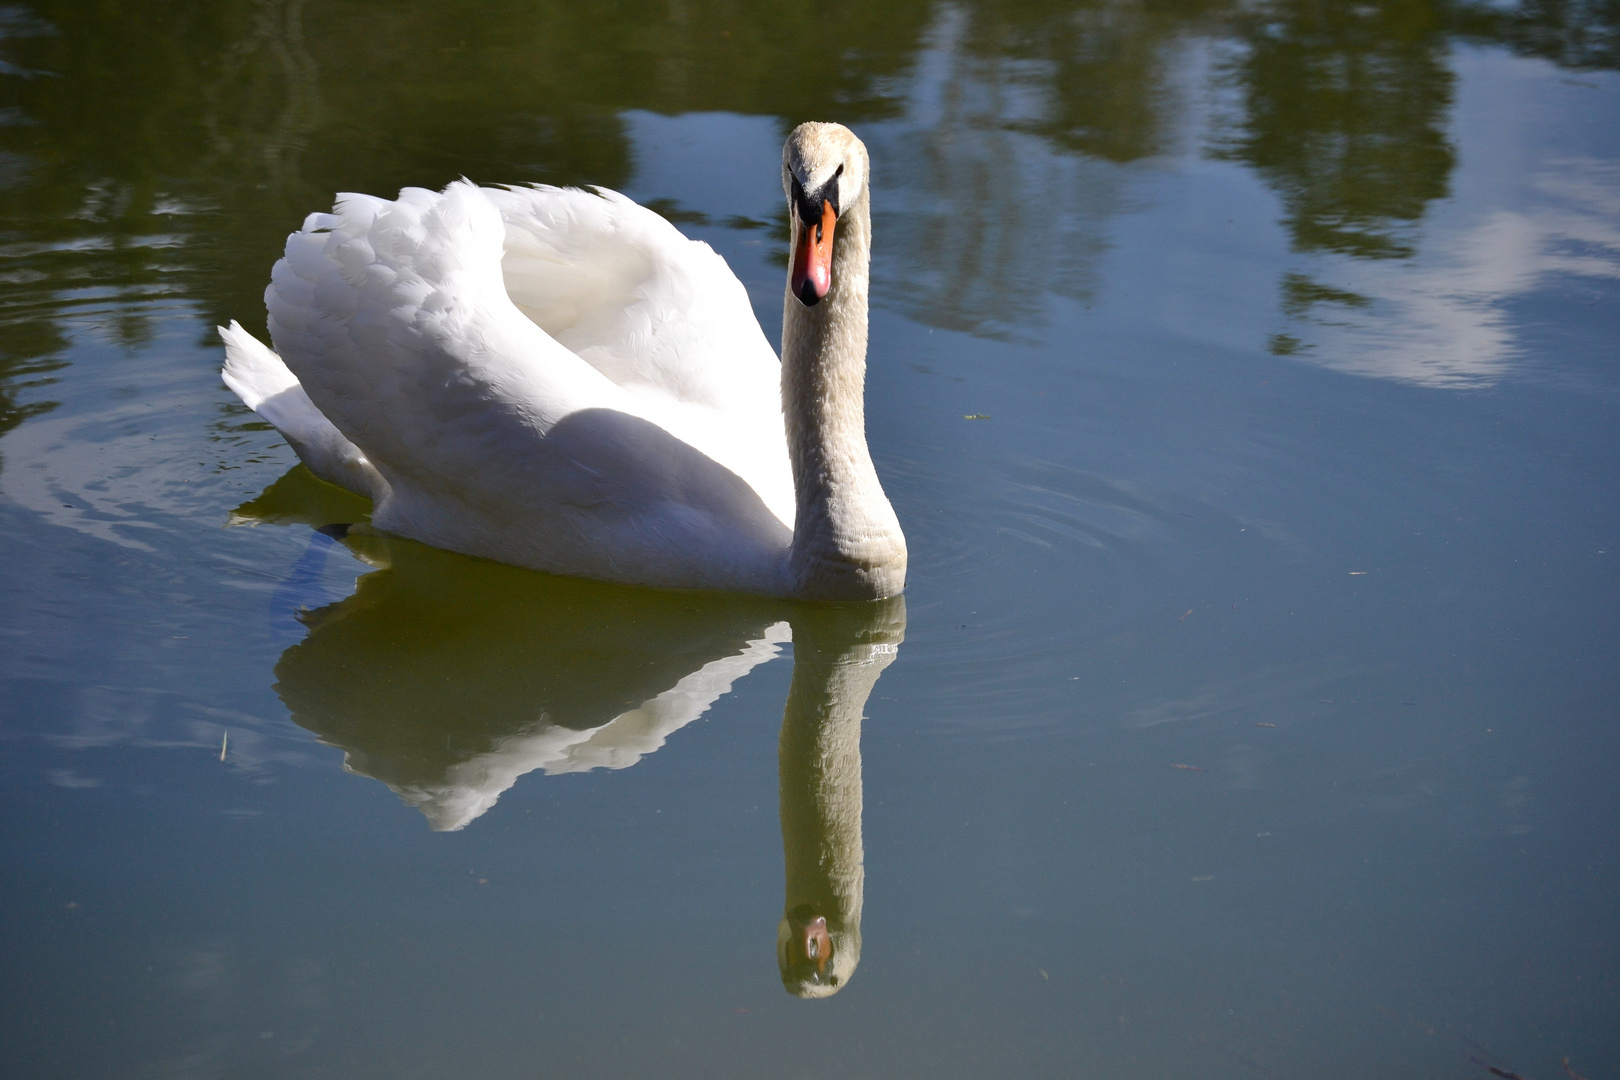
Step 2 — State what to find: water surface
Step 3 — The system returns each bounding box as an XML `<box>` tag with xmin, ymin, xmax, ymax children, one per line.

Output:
<box><xmin>2</xmin><ymin>2</ymin><xmax>1618</xmax><ymax>1077</ymax></box>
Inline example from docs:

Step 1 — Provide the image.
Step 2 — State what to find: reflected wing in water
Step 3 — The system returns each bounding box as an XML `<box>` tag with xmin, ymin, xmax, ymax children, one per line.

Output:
<box><xmin>243</xmin><ymin>469</ymin><xmax>792</xmax><ymax>831</ymax></box>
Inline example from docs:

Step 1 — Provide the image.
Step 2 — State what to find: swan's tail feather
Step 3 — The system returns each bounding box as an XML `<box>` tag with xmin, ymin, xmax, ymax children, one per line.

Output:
<box><xmin>218</xmin><ymin>322</ymin><xmax>386</xmax><ymax>503</ymax></box>
<box><xmin>220</xmin><ymin>320</ymin><xmax>298</xmax><ymax>410</ymax></box>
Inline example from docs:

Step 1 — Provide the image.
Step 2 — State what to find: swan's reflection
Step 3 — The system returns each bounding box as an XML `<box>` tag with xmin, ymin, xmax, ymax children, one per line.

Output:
<box><xmin>239</xmin><ymin>469</ymin><xmax>902</xmax><ymax>995</ymax></box>
<box><xmin>775</xmin><ymin>598</ymin><xmax>903</xmax><ymax>998</ymax></box>
<box><xmin>273</xmin><ymin>553</ymin><xmax>790</xmax><ymax>830</ymax></box>
<box><xmin>242</xmin><ymin>468</ymin><xmax>794</xmax><ymax>829</ymax></box>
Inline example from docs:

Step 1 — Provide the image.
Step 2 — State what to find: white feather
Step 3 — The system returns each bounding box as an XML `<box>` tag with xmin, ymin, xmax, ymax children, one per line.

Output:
<box><xmin>222</xmin><ymin>123</ymin><xmax>904</xmax><ymax>599</ymax></box>
<box><xmin>228</xmin><ymin>181</ymin><xmax>793</xmax><ymax>593</ymax></box>
<box><xmin>219</xmin><ymin>321</ymin><xmax>385</xmax><ymax>500</ymax></box>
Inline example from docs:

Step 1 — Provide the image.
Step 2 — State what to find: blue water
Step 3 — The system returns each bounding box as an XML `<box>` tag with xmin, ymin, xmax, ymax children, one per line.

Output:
<box><xmin>2</xmin><ymin>3</ymin><xmax>1617</xmax><ymax>1077</ymax></box>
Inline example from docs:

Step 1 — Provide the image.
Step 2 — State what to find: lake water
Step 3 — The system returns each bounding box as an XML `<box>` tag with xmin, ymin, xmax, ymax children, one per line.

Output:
<box><xmin>2</xmin><ymin>2</ymin><xmax>1618</xmax><ymax>1077</ymax></box>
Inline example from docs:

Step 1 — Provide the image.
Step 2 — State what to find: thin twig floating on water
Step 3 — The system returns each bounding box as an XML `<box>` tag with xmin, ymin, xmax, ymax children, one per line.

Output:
<box><xmin>1462</xmin><ymin>1043</ymin><xmax>1531</xmax><ymax>1080</ymax></box>
<box><xmin>220</xmin><ymin>731</ymin><xmax>228</xmax><ymax>762</ymax></box>
<box><xmin>1171</xmin><ymin>763</ymin><xmax>1209</xmax><ymax>773</ymax></box>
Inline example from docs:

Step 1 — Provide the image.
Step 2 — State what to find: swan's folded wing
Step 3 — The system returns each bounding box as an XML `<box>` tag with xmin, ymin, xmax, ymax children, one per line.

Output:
<box><xmin>484</xmin><ymin>184</ymin><xmax>784</xmax><ymax>418</ymax></box>
<box><xmin>262</xmin><ymin>181</ymin><xmax>793</xmax><ymax>585</ymax></box>
<box><xmin>265</xmin><ymin>182</ymin><xmax>630</xmax><ymax>519</ymax></box>
<box><xmin>486</xmin><ymin>184</ymin><xmax>793</xmax><ymax>528</ymax></box>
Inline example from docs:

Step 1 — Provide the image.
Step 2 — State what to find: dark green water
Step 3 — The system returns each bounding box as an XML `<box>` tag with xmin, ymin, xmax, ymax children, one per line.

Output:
<box><xmin>2</xmin><ymin>2</ymin><xmax>1618</xmax><ymax>1077</ymax></box>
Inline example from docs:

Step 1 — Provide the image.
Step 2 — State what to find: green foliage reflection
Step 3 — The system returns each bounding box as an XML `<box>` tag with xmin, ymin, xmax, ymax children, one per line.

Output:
<box><xmin>1212</xmin><ymin>0</ymin><xmax>1456</xmax><ymax>261</ymax></box>
<box><xmin>1</xmin><ymin>0</ymin><xmax>1615</xmax><ymax>419</ymax></box>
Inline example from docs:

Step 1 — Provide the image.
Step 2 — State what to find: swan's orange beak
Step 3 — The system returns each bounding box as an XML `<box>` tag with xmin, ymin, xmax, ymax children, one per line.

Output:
<box><xmin>791</xmin><ymin>200</ymin><xmax>838</xmax><ymax>307</ymax></box>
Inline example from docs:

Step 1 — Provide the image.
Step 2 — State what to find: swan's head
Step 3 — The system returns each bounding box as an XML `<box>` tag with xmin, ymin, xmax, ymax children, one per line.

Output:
<box><xmin>782</xmin><ymin>122</ymin><xmax>868</xmax><ymax>308</ymax></box>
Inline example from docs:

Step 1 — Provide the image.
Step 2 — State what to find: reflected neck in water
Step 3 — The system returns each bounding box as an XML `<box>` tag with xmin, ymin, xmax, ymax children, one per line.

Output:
<box><xmin>776</xmin><ymin>596</ymin><xmax>905</xmax><ymax>998</ymax></box>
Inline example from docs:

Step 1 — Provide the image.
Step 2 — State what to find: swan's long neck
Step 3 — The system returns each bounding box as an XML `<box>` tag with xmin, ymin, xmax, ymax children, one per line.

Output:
<box><xmin>780</xmin><ymin>188</ymin><xmax>907</xmax><ymax>601</ymax></box>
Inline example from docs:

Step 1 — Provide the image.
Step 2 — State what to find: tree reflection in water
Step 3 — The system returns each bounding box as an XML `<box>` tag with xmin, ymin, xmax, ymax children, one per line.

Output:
<box><xmin>1213</xmin><ymin>0</ymin><xmax>1458</xmax><ymax>264</ymax></box>
<box><xmin>2</xmin><ymin>0</ymin><xmax>1618</xmax><ymax>410</ymax></box>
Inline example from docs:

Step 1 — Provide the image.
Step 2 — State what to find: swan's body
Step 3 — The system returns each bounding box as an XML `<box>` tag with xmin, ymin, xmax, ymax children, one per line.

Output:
<box><xmin>222</xmin><ymin>124</ymin><xmax>905</xmax><ymax>599</ymax></box>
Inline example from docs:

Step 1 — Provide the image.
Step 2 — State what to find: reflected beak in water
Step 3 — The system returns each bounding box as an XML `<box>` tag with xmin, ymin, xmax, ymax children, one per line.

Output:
<box><xmin>789</xmin><ymin>908</ymin><xmax>834</xmax><ymax>973</ymax></box>
<box><xmin>790</xmin><ymin>199</ymin><xmax>838</xmax><ymax>307</ymax></box>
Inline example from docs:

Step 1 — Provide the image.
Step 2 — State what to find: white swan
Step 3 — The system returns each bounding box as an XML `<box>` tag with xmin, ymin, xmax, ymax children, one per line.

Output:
<box><xmin>219</xmin><ymin>122</ymin><xmax>906</xmax><ymax>600</ymax></box>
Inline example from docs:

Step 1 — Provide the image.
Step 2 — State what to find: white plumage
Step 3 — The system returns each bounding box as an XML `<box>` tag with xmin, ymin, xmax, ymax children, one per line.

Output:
<box><xmin>223</xmin><ymin>123</ymin><xmax>905</xmax><ymax>599</ymax></box>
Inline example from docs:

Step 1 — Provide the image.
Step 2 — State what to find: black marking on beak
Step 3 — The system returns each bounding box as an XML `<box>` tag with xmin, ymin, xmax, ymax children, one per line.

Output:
<box><xmin>791</xmin><ymin>165</ymin><xmax>842</xmax><ymax>231</ymax></box>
